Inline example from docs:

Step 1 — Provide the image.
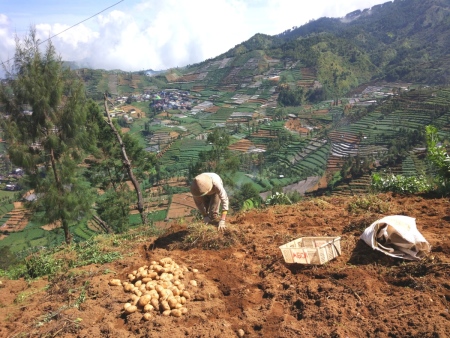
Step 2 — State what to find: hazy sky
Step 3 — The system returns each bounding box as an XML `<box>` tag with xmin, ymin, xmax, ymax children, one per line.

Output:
<box><xmin>1</xmin><ymin>0</ymin><xmax>390</xmax><ymax>72</ymax></box>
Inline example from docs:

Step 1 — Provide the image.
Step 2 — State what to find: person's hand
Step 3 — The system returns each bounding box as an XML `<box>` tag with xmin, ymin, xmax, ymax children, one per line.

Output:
<box><xmin>218</xmin><ymin>220</ymin><xmax>226</xmax><ymax>231</ymax></box>
<box><xmin>203</xmin><ymin>216</ymin><xmax>211</xmax><ymax>224</ymax></box>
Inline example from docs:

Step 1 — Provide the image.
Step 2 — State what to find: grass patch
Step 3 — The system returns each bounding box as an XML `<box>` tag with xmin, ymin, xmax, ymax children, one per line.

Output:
<box><xmin>347</xmin><ymin>194</ymin><xmax>391</xmax><ymax>215</ymax></box>
<box><xmin>170</xmin><ymin>221</ymin><xmax>242</xmax><ymax>250</ymax></box>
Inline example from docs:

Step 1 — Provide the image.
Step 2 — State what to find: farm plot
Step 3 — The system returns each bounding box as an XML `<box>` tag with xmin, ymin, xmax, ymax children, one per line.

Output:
<box><xmin>228</xmin><ymin>139</ymin><xmax>258</xmax><ymax>153</ymax></box>
<box><xmin>271</xmin><ymin>142</ymin><xmax>330</xmax><ymax>183</ymax></box>
<box><xmin>166</xmin><ymin>192</ymin><xmax>196</xmax><ymax>220</ymax></box>
<box><xmin>200</xmin><ymin>108</ymin><xmax>233</xmax><ymax>124</ymax></box>
<box><xmin>0</xmin><ymin>202</ymin><xmax>31</xmax><ymax>234</ymax></box>
<box><xmin>326</xmin><ymin>154</ymin><xmax>346</xmax><ymax>172</ymax></box>
<box><xmin>158</xmin><ymin>139</ymin><xmax>211</xmax><ymax>169</ymax></box>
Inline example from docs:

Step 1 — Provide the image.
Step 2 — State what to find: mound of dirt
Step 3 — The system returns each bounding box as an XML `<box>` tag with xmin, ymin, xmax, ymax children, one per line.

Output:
<box><xmin>0</xmin><ymin>193</ymin><xmax>449</xmax><ymax>337</ymax></box>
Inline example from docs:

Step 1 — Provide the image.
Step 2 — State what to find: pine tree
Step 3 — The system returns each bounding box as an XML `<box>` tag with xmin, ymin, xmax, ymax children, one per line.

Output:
<box><xmin>0</xmin><ymin>29</ymin><xmax>94</xmax><ymax>244</ymax></box>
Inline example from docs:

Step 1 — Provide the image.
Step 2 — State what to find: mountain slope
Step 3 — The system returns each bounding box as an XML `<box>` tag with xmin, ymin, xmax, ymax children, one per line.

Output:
<box><xmin>0</xmin><ymin>193</ymin><xmax>449</xmax><ymax>337</ymax></box>
<box><xmin>212</xmin><ymin>0</ymin><xmax>450</xmax><ymax>86</ymax></box>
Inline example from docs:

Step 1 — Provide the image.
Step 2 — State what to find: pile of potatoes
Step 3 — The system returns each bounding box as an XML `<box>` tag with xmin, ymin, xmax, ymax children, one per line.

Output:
<box><xmin>109</xmin><ymin>257</ymin><xmax>198</xmax><ymax>320</ymax></box>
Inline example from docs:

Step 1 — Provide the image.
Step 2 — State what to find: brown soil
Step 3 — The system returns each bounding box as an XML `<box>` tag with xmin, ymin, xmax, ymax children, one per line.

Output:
<box><xmin>0</xmin><ymin>193</ymin><xmax>449</xmax><ymax>338</ymax></box>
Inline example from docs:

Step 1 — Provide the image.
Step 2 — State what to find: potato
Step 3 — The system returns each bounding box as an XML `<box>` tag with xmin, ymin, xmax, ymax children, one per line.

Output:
<box><xmin>171</xmin><ymin>309</ymin><xmax>182</xmax><ymax>317</ymax></box>
<box><xmin>135</xmin><ymin>280</ymin><xmax>142</xmax><ymax>287</ymax></box>
<box><xmin>109</xmin><ymin>279</ymin><xmax>122</xmax><ymax>286</ymax></box>
<box><xmin>139</xmin><ymin>285</ymin><xmax>147</xmax><ymax>293</ymax></box>
<box><xmin>130</xmin><ymin>295</ymin><xmax>139</xmax><ymax>306</ymax></box>
<box><xmin>167</xmin><ymin>297</ymin><xmax>178</xmax><ymax>309</ymax></box>
<box><xmin>124</xmin><ymin>283</ymin><xmax>134</xmax><ymax>292</ymax></box>
<box><xmin>155</xmin><ymin>285</ymin><xmax>164</xmax><ymax>293</ymax></box>
<box><xmin>150</xmin><ymin>298</ymin><xmax>159</xmax><ymax>309</ymax></box>
<box><xmin>158</xmin><ymin>289</ymin><xmax>172</xmax><ymax>301</ymax></box>
<box><xmin>123</xmin><ymin>302</ymin><xmax>132</xmax><ymax>311</ymax></box>
<box><xmin>173</xmin><ymin>280</ymin><xmax>181</xmax><ymax>286</ymax></box>
<box><xmin>181</xmin><ymin>307</ymin><xmax>188</xmax><ymax>314</ymax></box>
<box><xmin>189</xmin><ymin>280</ymin><xmax>197</xmax><ymax>287</ymax></box>
<box><xmin>162</xmin><ymin>309</ymin><xmax>171</xmax><ymax>316</ymax></box>
<box><xmin>127</xmin><ymin>274</ymin><xmax>136</xmax><ymax>282</ymax></box>
<box><xmin>138</xmin><ymin>294</ymin><xmax>151</xmax><ymax>307</ymax></box>
<box><xmin>192</xmin><ymin>268</ymin><xmax>199</xmax><ymax>273</ymax></box>
<box><xmin>143</xmin><ymin>304</ymin><xmax>154</xmax><ymax>313</ymax></box>
<box><xmin>151</xmin><ymin>260</ymin><xmax>158</xmax><ymax>265</ymax></box>
<box><xmin>160</xmin><ymin>300</ymin><xmax>170</xmax><ymax>311</ymax></box>
<box><xmin>124</xmin><ymin>305</ymin><xmax>137</xmax><ymax>314</ymax></box>
<box><xmin>182</xmin><ymin>291</ymin><xmax>191</xmax><ymax>299</ymax></box>
<box><xmin>148</xmin><ymin>290</ymin><xmax>159</xmax><ymax>299</ymax></box>
<box><xmin>160</xmin><ymin>257</ymin><xmax>173</xmax><ymax>265</ymax></box>
<box><xmin>180</xmin><ymin>296</ymin><xmax>186</xmax><ymax>305</ymax></box>
<box><xmin>143</xmin><ymin>312</ymin><xmax>153</xmax><ymax>321</ymax></box>
<box><xmin>171</xmin><ymin>287</ymin><xmax>180</xmax><ymax>296</ymax></box>
<box><xmin>175</xmin><ymin>303</ymin><xmax>183</xmax><ymax>309</ymax></box>
<box><xmin>148</xmin><ymin>271</ymin><xmax>158</xmax><ymax>279</ymax></box>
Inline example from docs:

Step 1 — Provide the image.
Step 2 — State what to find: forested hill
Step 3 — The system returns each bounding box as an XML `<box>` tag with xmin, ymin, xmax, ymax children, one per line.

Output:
<box><xmin>211</xmin><ymin>0</ymin><xmax>450</xmax><ymax>87</ymax></box>
<box><xmin>76</xmin><ymin>0</ymin><xmax>450</xmax><ymax>100</ymax></box>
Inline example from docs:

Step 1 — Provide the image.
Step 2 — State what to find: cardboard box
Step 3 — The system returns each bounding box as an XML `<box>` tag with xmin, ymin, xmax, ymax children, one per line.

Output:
<box><xmin>279</xmin><ymin>236</ymin><xmax>341</xmax><ymax>264</ymax></box>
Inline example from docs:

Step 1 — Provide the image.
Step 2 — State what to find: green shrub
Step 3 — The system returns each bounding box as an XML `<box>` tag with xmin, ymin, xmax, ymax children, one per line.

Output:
<box><xmin>425</xmin><ymin>125</ymin><xmax>450</xmax><ymax>193</ymax></box>
<box><xmin>371</xmin><ymin>172</ymin><xmax>431</xmax><ymax>194</ymax></box>
<box><xmin>265</xmin><ymin>192</ymin><xmax>292</xmax><ymax>205</ymax></box>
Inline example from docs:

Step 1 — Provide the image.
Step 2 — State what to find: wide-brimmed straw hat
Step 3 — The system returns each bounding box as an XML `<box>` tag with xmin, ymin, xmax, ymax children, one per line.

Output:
<box><xmin>190</xmin><ymin>173</ymin><xmax>213</xmax><ymax>197</ymax></box>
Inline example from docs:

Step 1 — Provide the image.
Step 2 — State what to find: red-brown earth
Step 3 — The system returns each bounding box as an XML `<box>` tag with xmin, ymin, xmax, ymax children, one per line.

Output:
<box><xmin>0</xmin><ymin>192</ymin><xmax>449</xmax><ymax>338</ymax></box>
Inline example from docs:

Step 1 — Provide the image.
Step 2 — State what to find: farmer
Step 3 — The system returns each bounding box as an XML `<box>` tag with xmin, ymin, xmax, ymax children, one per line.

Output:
<box><xmin>190</xmin><ymin>172</ymin><xmax>229</xmax><ymax>231</ymax></box>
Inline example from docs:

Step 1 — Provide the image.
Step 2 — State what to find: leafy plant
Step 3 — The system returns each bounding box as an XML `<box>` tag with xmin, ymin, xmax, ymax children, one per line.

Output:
<box><xmin>371</xmin><ymin>172</ymin><xmax>431</xmax><ymax>194</ymax></box>
<box><xmin>25</xmin><ymin>251</ymin><xmax>63</xmax><ymax>279</ymax></box>
<box><xmin>347</xmin><ymin>194</ymin><xmax>391</xmax><ymax>214</ymax></box>
<box><xmin>425</xmin><ymin>125</ymin><xmax>450</xmax><ymax>193</ymax></box>
<box><xmin>265</xmin><ymin>192</ymin><xmax>292</xmax><ymax>206</ymax></box>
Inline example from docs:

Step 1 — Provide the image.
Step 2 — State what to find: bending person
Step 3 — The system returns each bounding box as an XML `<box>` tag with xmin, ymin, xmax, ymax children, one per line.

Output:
<box><xmin>190</xmin><ymin>172</ymin><xmax>229</xmax><ymax>231</ymax></box>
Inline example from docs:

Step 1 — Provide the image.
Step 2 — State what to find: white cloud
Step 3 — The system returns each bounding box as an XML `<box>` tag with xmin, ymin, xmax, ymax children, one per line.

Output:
<box><xmin>1</xmin><ymin>0</ymin><xmax>389</xmax><ymax>72</ymax></box>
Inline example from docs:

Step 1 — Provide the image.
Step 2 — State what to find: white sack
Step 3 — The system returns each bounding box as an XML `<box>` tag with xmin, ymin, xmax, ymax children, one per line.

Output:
<box><xmin>360</xmin><ymin>215</ymin><xmax>431</xmax><ymax>260</ymax></box>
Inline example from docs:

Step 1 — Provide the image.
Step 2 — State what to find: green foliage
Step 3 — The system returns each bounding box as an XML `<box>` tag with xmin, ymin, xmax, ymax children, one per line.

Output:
<box><xmin>347</xmin><ymin>194</ymin><xmax>391</xmax><ymax>214</ymax></box>
<box><xmin>146</xmin><ymin>209</ymin><xmax>167</xmax><ymax>222</ymax></box>
<box><xmin>425</xmin><ymin>125</ymin><xmax>450</xmax><ymax>192</ymax></box>
<box><xmin>371</xmin><ymin>172</ymin><xmax>431</xmax><ymax>194</ymax></box>
<box><xmin>0</xmin><ymin>246</ymin><xmax>20</xmax><ymax>270</ymax></box>
<box><xmin>188</xmin><ymin>128</ymin><xmax>240</xmax><ymax>181</ymax></box>
<box><xmin>25</xmin><ymin>251</ymin><xmax>62</xmax><ymax>279</ymax></box>
<box><xmin>0</xmin><ymin>29</ymin><xmax>95</xmax><ymax>244</ymax></box>
<box><xmin>72</xmin><ymin>239</ymin><xmax>122</xmax><ymax>266</ymax></box>
<box><xmin>265</xmin><ymin>192</ymin><xmax>292</xmax><ymax>206</ymax></box>
<box><xmin>277</xmin><ymin>84</ymin><xmax>304</xmax><ymax>106</ymax></box>
<box><xmin>96</xmin><ymin>188</ymin><xmax>132</xmax><ymax>233</ymax></box>
<box><xmin>7</xmin><ymin>238</ymin><xmax>122</xmax><ymax>280</ymax></box>
<box><xmin>328</xmin><ymin>171</ymin><xmax>343</xmax><ymax>190</ymax></box>
<box><xmin>231</xmin><ymin>182</ymin><xmax>262</xmax><ymax>211</ymax></box>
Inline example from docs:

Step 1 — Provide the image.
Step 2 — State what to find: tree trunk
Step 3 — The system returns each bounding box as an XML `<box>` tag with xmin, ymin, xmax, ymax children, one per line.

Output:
<box><xmin>62</xmin><ymin>219</ymin><xmax>71</xmax><ymax>244</ymax></box>
<box><xmin>103</xmin><ymin>94</ymin><xmax>147</xmax><ymax>225</ymax></box>
<box><xmin>49</xmin><ymin>148</ymin><xmax>72</xmax><ymax>244</ymax></box>
<box><xmin>93</xmin><ymin>215</ymin><xmax>113</xmax><ymax>234</ymax></box>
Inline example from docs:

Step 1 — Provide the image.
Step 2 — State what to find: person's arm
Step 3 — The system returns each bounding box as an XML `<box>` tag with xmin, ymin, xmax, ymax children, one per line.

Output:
<box><xmin>213</xmin><ymin>176</ymin><xmax>228</xmax><ymax>231</ymax></box>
